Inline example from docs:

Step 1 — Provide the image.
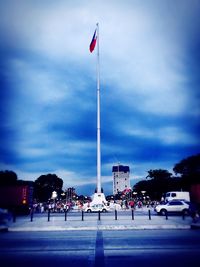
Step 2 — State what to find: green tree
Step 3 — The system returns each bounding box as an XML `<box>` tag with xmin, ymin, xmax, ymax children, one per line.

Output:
<box><xmin>147</xmin><ymin>169</ymin><xmax>173</xmax><ymax>199</ymax></box>
<box><xmin>133</xmin><ymin>169</ymin><xmax>177</xmax><ymax>200</ymax></box>
<box><xmin>173</xmin><ymin>154</ymin><xmax>200</xmax><ymax>187</ymax></box>
<box><xmin>146</xmin><ymin>169</ymin><xmax>172</xmax><ymax>180</ymax></box>
<box><xmin>0</xmin><ymin>170</ymin><xmax>18</xmax><ymax>186</ymax></box>
<box><xmin>34</xmin><ymin>174</ymin><xmax>63</xmax><ymax>202</ymax></box>
<box><xmin>133</xmin><ymin>180</ymin><xmax>149</xmax><ymax>193</ymax></box>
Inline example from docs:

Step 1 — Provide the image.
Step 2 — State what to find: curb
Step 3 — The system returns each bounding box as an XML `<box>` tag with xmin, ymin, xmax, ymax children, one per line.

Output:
<box><xmin>8</xmin><ymin>224</ymin><xmax>191</xmax><ymax>232</ymax></box>
<box><xmin>0</xmin><ymin>225</ymin><xmax>8</xmax><ymax>232</ymax></box>
<box><xmin>191</xmin><ymin>223</ymin><xmax>200</xmax><ymax>229</ymax></box>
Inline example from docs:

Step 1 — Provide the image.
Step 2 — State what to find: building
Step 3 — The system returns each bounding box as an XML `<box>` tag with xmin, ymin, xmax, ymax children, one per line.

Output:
<box><xmin>112</xmin><ymin>164</ymin><xmax>130</xmax><ymax>195</ymax></box>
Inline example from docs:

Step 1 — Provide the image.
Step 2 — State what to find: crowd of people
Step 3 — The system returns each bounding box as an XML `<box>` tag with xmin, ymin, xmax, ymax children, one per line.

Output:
<box><xmin>30</xmin><ymin>198</ymin><xmax>159</xmax><ymax>213</ymax></box>
<box><xmin>31</xmin><ymin>201</ymin><xmax>73</xmax><ymax>213</ymax></box>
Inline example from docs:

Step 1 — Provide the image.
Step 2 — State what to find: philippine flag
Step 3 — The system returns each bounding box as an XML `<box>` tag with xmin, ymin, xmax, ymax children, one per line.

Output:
<box><xmin>89</xmin><ymin>29</ymin><xmax>97</xmax><ymax>53</ymax></box>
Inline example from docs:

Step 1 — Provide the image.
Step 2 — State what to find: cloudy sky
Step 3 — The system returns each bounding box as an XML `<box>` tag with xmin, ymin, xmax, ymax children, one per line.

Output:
<box><xmin>0</xmin><ymin>0</ymin><xmax>200</xmax><ymax>196</ymax></box>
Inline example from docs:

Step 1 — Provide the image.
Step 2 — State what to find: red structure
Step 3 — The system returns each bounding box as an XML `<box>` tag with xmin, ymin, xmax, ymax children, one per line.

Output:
<box><xmin>0</xmin><ymin>184</ymin><xmax>33</xmax><ymax>214</ymax></box>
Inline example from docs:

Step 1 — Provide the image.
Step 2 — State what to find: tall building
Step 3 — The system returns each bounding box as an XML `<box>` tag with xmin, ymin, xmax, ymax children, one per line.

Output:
<box><xmin>112</xmin><ymin>164</ymin><xmax>130</xmax><ymax>195</ymax></box>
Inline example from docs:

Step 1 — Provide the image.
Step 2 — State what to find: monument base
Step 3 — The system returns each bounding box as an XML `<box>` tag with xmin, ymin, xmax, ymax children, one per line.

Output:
<box><xmin>91</xmin><ymin>192</ymin><xmax>107</xmax><ymax>205</ymax></box>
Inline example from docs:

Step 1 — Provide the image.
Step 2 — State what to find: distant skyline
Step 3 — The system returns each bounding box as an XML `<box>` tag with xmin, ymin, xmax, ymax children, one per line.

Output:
<box><xmin>0</xmin><ymin>0</ymin><xmax>200</xmax><ymax>196</ymax></box>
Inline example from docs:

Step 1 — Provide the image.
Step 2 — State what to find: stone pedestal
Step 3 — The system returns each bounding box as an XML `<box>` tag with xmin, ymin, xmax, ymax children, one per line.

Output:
<box><xmin>91</xmin><ymin>193</ymin><xmax>107</xmax><ymax>204</ymax></box>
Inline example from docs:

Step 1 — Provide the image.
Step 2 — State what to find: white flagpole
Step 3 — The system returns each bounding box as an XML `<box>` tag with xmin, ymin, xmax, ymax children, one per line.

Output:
<box><xmin>96</xmin><ymin>23</ymin><xmax>101</xmax><ymax>194</ymax></box>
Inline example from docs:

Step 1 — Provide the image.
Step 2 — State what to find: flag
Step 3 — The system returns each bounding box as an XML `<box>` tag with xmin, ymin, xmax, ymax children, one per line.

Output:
<box><xmin>89</xmin><ymin>29</ymin><xmax>97</xmax><ymax>53</ymax></box>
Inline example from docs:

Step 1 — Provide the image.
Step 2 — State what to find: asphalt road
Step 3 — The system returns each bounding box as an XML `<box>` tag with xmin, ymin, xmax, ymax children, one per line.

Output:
<box><xmin>0</xmin><ymin>229</ymin><xmax>200</xmax><ymax>267</ymax></box>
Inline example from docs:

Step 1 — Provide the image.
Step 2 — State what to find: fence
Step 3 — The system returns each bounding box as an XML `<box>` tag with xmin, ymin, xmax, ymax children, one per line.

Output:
<box><xmin>12</xmin><ymin>208</ymin><xmax>188</xmax><ymax>223</ymax></box>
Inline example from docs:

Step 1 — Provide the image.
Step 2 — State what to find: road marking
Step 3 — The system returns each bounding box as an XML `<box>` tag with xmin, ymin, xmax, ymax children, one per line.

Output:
<box><xmin>94</xmin><ymin>230</ymin><xmax>105</xmax><ymax>267</ymax></box>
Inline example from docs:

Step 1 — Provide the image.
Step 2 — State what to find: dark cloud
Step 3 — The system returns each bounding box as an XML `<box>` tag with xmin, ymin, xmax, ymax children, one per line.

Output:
<box><xmin>0</xmin><ymin>1</ymin><xmax>200</xmax><ymax>196</ymax></box>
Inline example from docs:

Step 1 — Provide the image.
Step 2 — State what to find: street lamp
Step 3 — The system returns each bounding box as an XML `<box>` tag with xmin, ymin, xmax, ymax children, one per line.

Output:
<box><xmin>132</xmin><ymin>192</ymin><xmax>137</xmax><ymax>199</ymax></box>
<box><xmin>51</xmin><ymin>191</ymin><xmax>57</xmax><ymax>199</ymax></box>
<box><xmin>61</xmin><ymin>192</ymin><xmax>65</xmax><ymax>200</ymax></box>
<box><xmin>141</xmin><ymin>191</ymin><xmax>146</xmax><ymax>201</ymax></box>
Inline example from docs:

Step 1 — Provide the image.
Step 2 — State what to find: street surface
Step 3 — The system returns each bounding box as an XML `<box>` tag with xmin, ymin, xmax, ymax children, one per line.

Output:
<box><xmin>0</xmin><ymin>229</ymin><xmax>200</xmax><ymax>267</ymax></box>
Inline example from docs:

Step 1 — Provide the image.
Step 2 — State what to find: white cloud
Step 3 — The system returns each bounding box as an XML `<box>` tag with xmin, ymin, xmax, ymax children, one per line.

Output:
<box><xmin>2</xmin><ymin>0</ymin><xmax>194</xmax><ymax>116</ymax></box>
<box><xmin>126</xmin><ymin>126</ymin><xmax>198</xmax><ymax>145</ymax></box>
<box><xmin>9</xmin><ymin>58</ymin><xmax>69</xmax><ymax>103</ymax></box>
<box><xmin>157</xmin><ymin>127</ymin><xmax>198</xmax><ymax>145</ymax></box>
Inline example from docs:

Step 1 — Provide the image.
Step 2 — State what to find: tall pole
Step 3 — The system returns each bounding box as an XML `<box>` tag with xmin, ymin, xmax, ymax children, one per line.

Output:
<box><xmin>96</xmin><ymin>23</ymin><xmax>101</xmax><ymax>193</ymax></box>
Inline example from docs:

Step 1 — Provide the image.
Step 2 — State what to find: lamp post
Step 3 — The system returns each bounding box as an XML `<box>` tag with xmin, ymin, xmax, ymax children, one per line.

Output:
<box><xmin>141</xmin><ymin>191</ymin><xmax>146</xmax><ymax>198</ymax></box>
<box><xmin>51</xmin><ymin>191</ymin><xmax>57</xmax><ymax>200</ymax></box>
<box><xmin>141</xmin><ymin>191</ymin><xmax>146</xmax><ymax>205</ymax></box>
<box><xmin>133</xmin><ymin>192</ymin><xmax>137</xmax><ymax>200</ymax></box>
<box><xmin>61</xmin><ymin>192</ymin><xmax>65</xmax><ymax>199</ymax></box>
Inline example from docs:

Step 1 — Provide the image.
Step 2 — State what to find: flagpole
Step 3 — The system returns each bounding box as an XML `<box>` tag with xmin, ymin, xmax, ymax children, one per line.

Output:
<box><xmin>96</xmin><ymin>23</ymin><xmax>101</xmax><ymax>194</ymax></box>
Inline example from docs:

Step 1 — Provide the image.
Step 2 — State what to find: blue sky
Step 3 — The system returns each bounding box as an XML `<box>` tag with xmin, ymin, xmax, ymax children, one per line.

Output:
<box><xmin>0</xmin><ymin>0</ymin><xmax>200</xmax><ymax>196</ymax></box>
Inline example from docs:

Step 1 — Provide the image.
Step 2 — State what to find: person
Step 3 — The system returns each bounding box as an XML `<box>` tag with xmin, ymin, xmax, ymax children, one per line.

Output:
<box><xmin>189</xmin><ymin>202</ymin><xmax>199</xmax><ymax>223</ymax></box>
<box><xmin>125</xmin><ymin>200</ymin><xmax>129</xmax><ymax>209</ymax></box>
<box><xmin>137</xmin><ymin>201</ymin><xmax>142</xmax><ymax>208</ymax></box>
<box><xmin>129</xmin><ymin>200</ymin><xmax>135</xmax><ymax>209</ymax></box>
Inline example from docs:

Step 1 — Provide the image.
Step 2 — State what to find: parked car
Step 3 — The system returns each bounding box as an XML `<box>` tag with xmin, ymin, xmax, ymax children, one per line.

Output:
<box><xmin>84</xmin><ymin>203</ymin><xmax>110</xmax><ymax>213</ymax></box>
<box><xmin>154</xmin><ymin>200</ymin><xmax>189</xmax><ymax>215</ymax></box>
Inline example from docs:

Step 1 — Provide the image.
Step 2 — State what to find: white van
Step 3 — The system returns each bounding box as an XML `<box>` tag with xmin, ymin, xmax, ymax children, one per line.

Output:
<box><xmin>165</xmin><ymin>191</ymin><xmax>190</xmax><ymax>202</ymax></box>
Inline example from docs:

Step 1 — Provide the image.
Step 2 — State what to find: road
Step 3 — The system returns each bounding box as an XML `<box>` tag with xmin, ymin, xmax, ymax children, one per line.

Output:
<box><xmin>0</xmin><ymin>229</ymin><xmax>200</xmax><ymax>267</ymax></box>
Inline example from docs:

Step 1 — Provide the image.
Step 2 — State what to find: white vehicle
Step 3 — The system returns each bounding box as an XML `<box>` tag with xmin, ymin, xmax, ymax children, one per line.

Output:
<box><xmin>84</xmin><ymin>204</ymin><xmax>110</xmax><ymax>213</ymax></box>
<box><xmin>155</xmin><ymin>200</ymin><xmax>189</xmax><ymax>215</ymax></box>
<box><xmin>165</xmin><ymin>191</ymin><xmax>190</xmax><ymax>202</ymax></box>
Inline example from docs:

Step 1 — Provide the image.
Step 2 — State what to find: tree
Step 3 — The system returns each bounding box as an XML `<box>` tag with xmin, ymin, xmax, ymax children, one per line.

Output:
<box><xmin>173</xmin><ymin>154</ymin><xmax>200</xmax><ymax>187</ymax></box>
<box><xmin>0</xmin><ymin>170</ymin><xmax>18</xmax><ymax>186</ymax></box>
<box><xmin>146</xmin><ymin>169</ymin><xmax>172</xmax><ymax>180</ymax></box>
<box><xmin>133</xmin><ymin>169</ymin><xmax>179</xmax><ymax>200</ymax></box>
<box><xmin>34</xmin><ymin>174</ymin><xmax>63</xmax><ymax>202</ymax></box>
<box><xmin>147</xmin><ymin>169</ymin><xmax>174</xmax><ymax>199</ymax></box>
<box><xmin>133</xmin><ymin>180</ymin><xmax>150</xmax><ymax>193</ymax></box>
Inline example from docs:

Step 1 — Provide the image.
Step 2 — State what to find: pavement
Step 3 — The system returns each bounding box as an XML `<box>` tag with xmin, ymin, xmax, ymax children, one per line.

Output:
<box><xmin>1</xmin><ymin>209</ymin><xmax>200</xmax><ymax>231</ymax></box>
